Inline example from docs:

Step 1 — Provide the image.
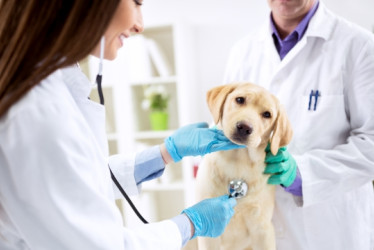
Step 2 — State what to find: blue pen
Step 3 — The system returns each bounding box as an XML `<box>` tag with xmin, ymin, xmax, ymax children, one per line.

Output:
<box><xmin>314</xmin><ymin>90</ymin><xmax>319</xmax><ymax>111</ymax></box>
<box><xmin>308</xmin><ymin>90</ymin><xmax>314</xmax><ymax>110</ymax></box>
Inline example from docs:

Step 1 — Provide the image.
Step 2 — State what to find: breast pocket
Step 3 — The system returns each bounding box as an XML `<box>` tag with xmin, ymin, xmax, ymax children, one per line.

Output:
<box><xmin>290</xmin><ymin>94</ymin><xmax>350</xmax><ymax>153</ymax></box>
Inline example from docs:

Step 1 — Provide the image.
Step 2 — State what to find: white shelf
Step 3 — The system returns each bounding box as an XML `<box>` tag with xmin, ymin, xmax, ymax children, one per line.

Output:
<box><xmin>129</xmin><ymin>76</ymin><xmax>177</xmax><ymax>86</ymax></box>
<box><xmin>141</xmin><ymin>181</ymin><xmax>184</xmax><ymax>192</ymax></box>
<box><xmin>106</xmin><ymin>133</ymin><xmax>119</xmax><ymax>141</ymax></box>
<box><xmin>134</xmin><ymin>130</ymin><xmax>174</xmax><ymax>140</ymax></box>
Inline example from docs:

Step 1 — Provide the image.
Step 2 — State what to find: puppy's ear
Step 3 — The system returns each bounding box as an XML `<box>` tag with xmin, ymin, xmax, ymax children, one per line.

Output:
<box><xmin>206</xmin><ymin>83</ymin><xmax>238</xmax><ymax>124</ymax></box>
<box><xmin>270</xmin><ymin>105</ymin><xmax>293</xmax><ymax>155</ymax></box>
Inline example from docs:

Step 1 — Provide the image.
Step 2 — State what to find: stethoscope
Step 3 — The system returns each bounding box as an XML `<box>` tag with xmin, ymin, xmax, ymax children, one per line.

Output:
<box><xmin>95</xmin><ymin>37</ymin><xmax>149</xmax><ymax>224</ymax></box>
<box><xmin>95</xmin><ymin>37</ymin><xmax>248</xmax><ymax>224</ymax></box>
<box><xmin>228</xmin><ymin>179</ymin><xmax>248</xmax><ymax>199</ymax></box>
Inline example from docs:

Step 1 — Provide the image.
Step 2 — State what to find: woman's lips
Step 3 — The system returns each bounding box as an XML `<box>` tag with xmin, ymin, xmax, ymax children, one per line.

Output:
<box><xmin>119</xmin><ymin>33</ymin><xmax>129</xmax><ymax>47</ymax></box>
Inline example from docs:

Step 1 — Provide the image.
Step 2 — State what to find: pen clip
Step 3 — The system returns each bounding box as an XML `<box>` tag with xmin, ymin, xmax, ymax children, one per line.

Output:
<box><xmin>308</xmin><ymin>90</ymin><xmax>314</xmax><ymax>110</ymax></box>
<box><xmin>313</xmin><ymin>90</ymin><xmax>319</xmax><ymax>111</ymax></box>
<box><xmin>308</xmin><ymin>89</ymin><xmax>320</xmax><ymax>111</ymax></box>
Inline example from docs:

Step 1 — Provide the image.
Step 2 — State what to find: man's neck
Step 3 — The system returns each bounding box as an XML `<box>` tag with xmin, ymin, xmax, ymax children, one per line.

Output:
<box><xmin>272</xmin><ymin>0</ymin><xmax>316</xmax><ymax>40</ymax></box>
<box><xmin>272</xmin><ymin>16</ymin><xmax>305</xmax><ymax>40</ymax></box>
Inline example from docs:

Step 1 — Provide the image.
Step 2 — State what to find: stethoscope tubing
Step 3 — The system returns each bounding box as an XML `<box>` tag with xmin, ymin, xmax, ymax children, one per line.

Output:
<box><xmin>96</xmin><ymin>36</ymin><xmax>148</xmax><ymax>224</ymax></box>
<box><xmin>109</xmin><ymin>166</ymin><xmax>149</xmax><ymax>224</ymax></box>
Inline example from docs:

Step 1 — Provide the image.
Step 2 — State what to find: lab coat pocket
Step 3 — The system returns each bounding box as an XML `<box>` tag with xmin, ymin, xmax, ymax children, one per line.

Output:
<box><xmin>292</xmin><ymin>94</ymin><xmax>349</xmax><ymax>152</ymax></box>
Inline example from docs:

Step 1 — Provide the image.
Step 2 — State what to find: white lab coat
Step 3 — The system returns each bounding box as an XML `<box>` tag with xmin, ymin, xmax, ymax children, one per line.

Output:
<box><xmin>224</xmin><ymin>2</ymin><xmax>374</xmax><ymax>250</ymax></box>
<box><xmin>0</xmin><ymin>66</ymin><xmax>182</xmax><ymax>249</ymax></box>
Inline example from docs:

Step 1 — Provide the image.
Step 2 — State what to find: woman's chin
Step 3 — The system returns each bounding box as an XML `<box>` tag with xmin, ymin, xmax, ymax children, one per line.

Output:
<box><xmin>104</xmin><ymin>50</ymin><xmax>118</xmax><ymax>61</ymax></box>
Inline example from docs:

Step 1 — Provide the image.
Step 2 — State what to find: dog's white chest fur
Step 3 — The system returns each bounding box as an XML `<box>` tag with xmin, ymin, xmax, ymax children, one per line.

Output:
<box><xmin>195</xmin><ymin>148</ymin><xmax>276</xmax><ymax>250</ymax></box>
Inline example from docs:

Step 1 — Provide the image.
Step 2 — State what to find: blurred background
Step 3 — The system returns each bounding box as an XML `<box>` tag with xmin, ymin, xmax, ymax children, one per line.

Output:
<box><xmin>140</xmin><ymin>0</ymin><xmax>374</xmax><ymax>122</ymax></box>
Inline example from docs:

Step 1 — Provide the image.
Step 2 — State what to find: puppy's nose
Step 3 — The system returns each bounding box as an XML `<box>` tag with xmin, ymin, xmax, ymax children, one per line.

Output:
<box><xmin>236</xmin><ymin>121</ymin><xmax>253</xmax><ymax>137</ymax></box>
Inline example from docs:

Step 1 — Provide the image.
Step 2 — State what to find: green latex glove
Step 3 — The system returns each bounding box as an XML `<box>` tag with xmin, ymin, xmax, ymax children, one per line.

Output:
<box><xmin>264</xmin><ymin>144</ymin><xmax>297</xmax><ymax>187</ymax></box>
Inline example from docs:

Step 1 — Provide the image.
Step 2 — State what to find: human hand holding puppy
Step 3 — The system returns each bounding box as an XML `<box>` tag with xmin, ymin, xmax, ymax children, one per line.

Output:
<box><xmin>158</xmin><ymin>122</ymin><xmax>242</xmax><ymax>239</ymax></box>
<box><xmin>157</xmin><ymin>123</ymin><xmax>241</xmax><ymax>239</ymax></box>
<box><xmin>264</xmin><ymin>144</ymin><xmax>298</xmax><ymax>188</ymax></box>
<box><xmin>162</xmin><ymin>122</ymin><xmax>245</xmax><ymax>163</ymax></box>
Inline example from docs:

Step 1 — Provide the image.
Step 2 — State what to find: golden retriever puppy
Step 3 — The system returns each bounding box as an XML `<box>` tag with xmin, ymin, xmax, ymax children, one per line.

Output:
<box><xmin>195</xmin><ymin>82</ymin><xmax>293</xmax><ymax>250</ymax></box>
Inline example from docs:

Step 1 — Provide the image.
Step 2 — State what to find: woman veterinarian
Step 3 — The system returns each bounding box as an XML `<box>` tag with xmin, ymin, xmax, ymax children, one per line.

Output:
<box><xmin>0</xmin><ymin>1</ymin><xmax>243</xmax><ymax>249</ymax></box>
<box><xmin>224</xmin><ymin>0</ymin><xmax>374</xmax><ymax>249</ymax></box>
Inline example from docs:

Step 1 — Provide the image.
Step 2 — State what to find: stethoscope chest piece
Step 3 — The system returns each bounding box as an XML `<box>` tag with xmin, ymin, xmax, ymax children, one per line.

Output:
<box><xmin>228</xmin><ymin>179</ymin><xmax>248</xmax><ymax>199</ymax></box>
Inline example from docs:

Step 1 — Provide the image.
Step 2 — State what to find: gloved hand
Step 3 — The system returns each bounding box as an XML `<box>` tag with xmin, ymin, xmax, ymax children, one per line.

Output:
<box><xmin>164</xmin><ymin>122</ymin><xmax>245</xmax><ymax>162</ymax></box>
<box><xmin>264</xmin><ymin>144</ymin><xmax>297</xmax><ymax>187</ymax></box>
<box><xmin>182</xmin><ymin>195</ymin><xmax>236</xmax><ymax>238</ymax></box>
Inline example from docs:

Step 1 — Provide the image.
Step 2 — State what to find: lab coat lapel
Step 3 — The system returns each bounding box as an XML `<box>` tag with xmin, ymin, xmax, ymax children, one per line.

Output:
<box><xmin>277</xmin><ymin>1</ymin><xmax>333</xmax><ymax>71</ymax></box>
<box><xmin>254</xmin><ymin>22</ymin><xmax>281</xmax><ymax>91</ymax></box>
<box><xmin>279</xmin><ymin>38</ymin><xmax>307</xmax><ymax>69</ymax></box>
<box><xmin>267</xmin><ymin>37</ymin><xmax>308</xmax><ymax>94</ymax></box>
<box><xmin>61</xmin><ymin>66</ymin><xmax>109</xmax><ymax>157</ymax></box>
<box><xmin>79</xmin><ymin>99</ymin><xmax>108</xmax><ymax>157</ymax></box>
<box><xmin>267</xmin><ymin>1</ymin><xmax>334</xmax><ymax>94</ymax></box>
<box><xmin>268</xmin><ymin>29</ymin><xmax>309</xmax><ymax>87</ymax></box>
<box><xmin>256</xmin><ymin>20</ymin><xmax>309</xmax><ymax>92</ymax></box>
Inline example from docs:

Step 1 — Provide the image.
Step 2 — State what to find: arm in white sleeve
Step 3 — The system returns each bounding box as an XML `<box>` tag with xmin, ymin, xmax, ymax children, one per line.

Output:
<box><xmin>171</xmin><ymin>214</ymin><xmax>192</xmax><ymax>247</ymax></box>
<box><xmin>109</xmin><ymin>147</ymin><xmax>192</xmax><ymax>246</ymax></box>
<box><xmin>109</xmin><ymin>145</ymin><xmax>166</xmax><ymax>197</ymax></box>
<box><xmin>296</xmin><ymin>38</ymin><xmax>374</xmax><ymax>207</ymax></box>
<box><xmin>134</xmin><ymin>145</ymin><xmax>165</xmax><ymax>184</ymax></box>
<box><xmin>122</xmin><ymin>220</ymin><xmax>182</xmax><ymax>249</ymax></box>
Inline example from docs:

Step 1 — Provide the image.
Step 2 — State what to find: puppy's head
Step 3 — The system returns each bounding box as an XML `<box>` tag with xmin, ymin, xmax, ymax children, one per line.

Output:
<box><xmin>207</xmin><ymin>82</ymin><xmax>292</xmax><ymax>155</ymax></box>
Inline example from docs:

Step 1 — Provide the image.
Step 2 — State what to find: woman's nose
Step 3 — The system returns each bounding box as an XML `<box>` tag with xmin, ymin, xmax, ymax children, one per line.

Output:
<box><xmin>132</xmin><ymin>24</ymin><xmax>143</xmax><ymax>33</ymax></box>
<box><xmin>132</xmin><ymin>13</ymin><xmax>144</xmax><ymax>33</ymax></box>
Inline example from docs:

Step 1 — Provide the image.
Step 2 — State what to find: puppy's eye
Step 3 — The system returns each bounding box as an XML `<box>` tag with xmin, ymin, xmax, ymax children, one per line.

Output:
<box><xmin>236</xmin><ymin>97</ymin><xmax>245</xmax><ymax>104</ymax></box>
<box><xmin>262</xmin><ymin>111</ymin><xmax>271</xmax><ymax>118</ymax></box>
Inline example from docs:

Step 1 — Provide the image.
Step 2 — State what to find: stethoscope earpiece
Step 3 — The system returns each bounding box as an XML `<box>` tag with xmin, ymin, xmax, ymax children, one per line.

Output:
<box><xmin>96</xmin><ymin>36</ymin><xmax>105</xmax><ymax>105</ymax></box>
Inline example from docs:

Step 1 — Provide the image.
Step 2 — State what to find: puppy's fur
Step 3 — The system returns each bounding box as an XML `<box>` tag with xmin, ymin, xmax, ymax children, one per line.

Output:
<box><xmin>195</xmin><ymin>82</ymin><xmax>293</xmax><ymax>250</ymax></box>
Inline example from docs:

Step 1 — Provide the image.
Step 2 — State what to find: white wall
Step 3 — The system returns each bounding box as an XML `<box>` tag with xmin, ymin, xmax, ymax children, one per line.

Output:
<box><xmin>141</xmin><ymin>0</ymin><xmax>374</xmax><ymax>123</ymax></box>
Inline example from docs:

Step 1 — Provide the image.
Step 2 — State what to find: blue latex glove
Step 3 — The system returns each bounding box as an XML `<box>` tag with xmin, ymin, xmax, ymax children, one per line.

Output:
<box><xmin>182</xmin><ymin>195</ymin><xmax>236</xmax><ymax>238</ymax></box>
<box><xmin>164</xmin><ymin>122</ymin><xmax>245</xmax><ymax>162</ymax></box>
<box><xmin>264</xmin><ymin>144</ymin><xmax>297</xmax><ymax>187</ymax></box>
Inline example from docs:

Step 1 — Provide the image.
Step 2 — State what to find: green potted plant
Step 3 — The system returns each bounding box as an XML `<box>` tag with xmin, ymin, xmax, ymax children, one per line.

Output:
<box><xmin>142</xmin><ymin>84</ymin><xmax>170</xmax><ymax>130</ymax></box>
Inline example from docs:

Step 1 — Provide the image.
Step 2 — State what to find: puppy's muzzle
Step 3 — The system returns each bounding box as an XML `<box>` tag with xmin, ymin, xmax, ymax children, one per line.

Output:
<box><xmin>232</xmin><ymin>121</ymin><xmax>253</xmax><ymax>143</ymax></box>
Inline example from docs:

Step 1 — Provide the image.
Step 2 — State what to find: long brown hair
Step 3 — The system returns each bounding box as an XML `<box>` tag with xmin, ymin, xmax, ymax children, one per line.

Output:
<box><xmin>0</xmin><ymin>0</ymin><xmax>120</xmax><ymax>117</ymax></box>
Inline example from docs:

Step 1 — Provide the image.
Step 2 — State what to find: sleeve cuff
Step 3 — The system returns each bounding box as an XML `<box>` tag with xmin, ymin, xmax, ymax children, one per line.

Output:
<box><xmin>134</xmin><ymin>145</ymin><xmax>166</xmax><ymax>185</ymax></box>
<box><xmin>170</xmin><ymin>214</ymin><xmax>192</xmax><ymax>247</ymax></box>
<box><xmin>108</xmin><ymin>153</ymin><xmax>139</xmax><ymax>198</ymax></box>
<box><xmin>283</xmin><ymin>168</ymin><xmax>303</xmax><ymax>196</ymax></box>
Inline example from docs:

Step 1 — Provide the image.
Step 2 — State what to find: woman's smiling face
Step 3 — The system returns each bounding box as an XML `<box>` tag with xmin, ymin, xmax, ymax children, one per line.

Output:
<box><xmin>91</xmin><ymin>0</ymin><xmax>144</xmax><ymax>60</ymax></box>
